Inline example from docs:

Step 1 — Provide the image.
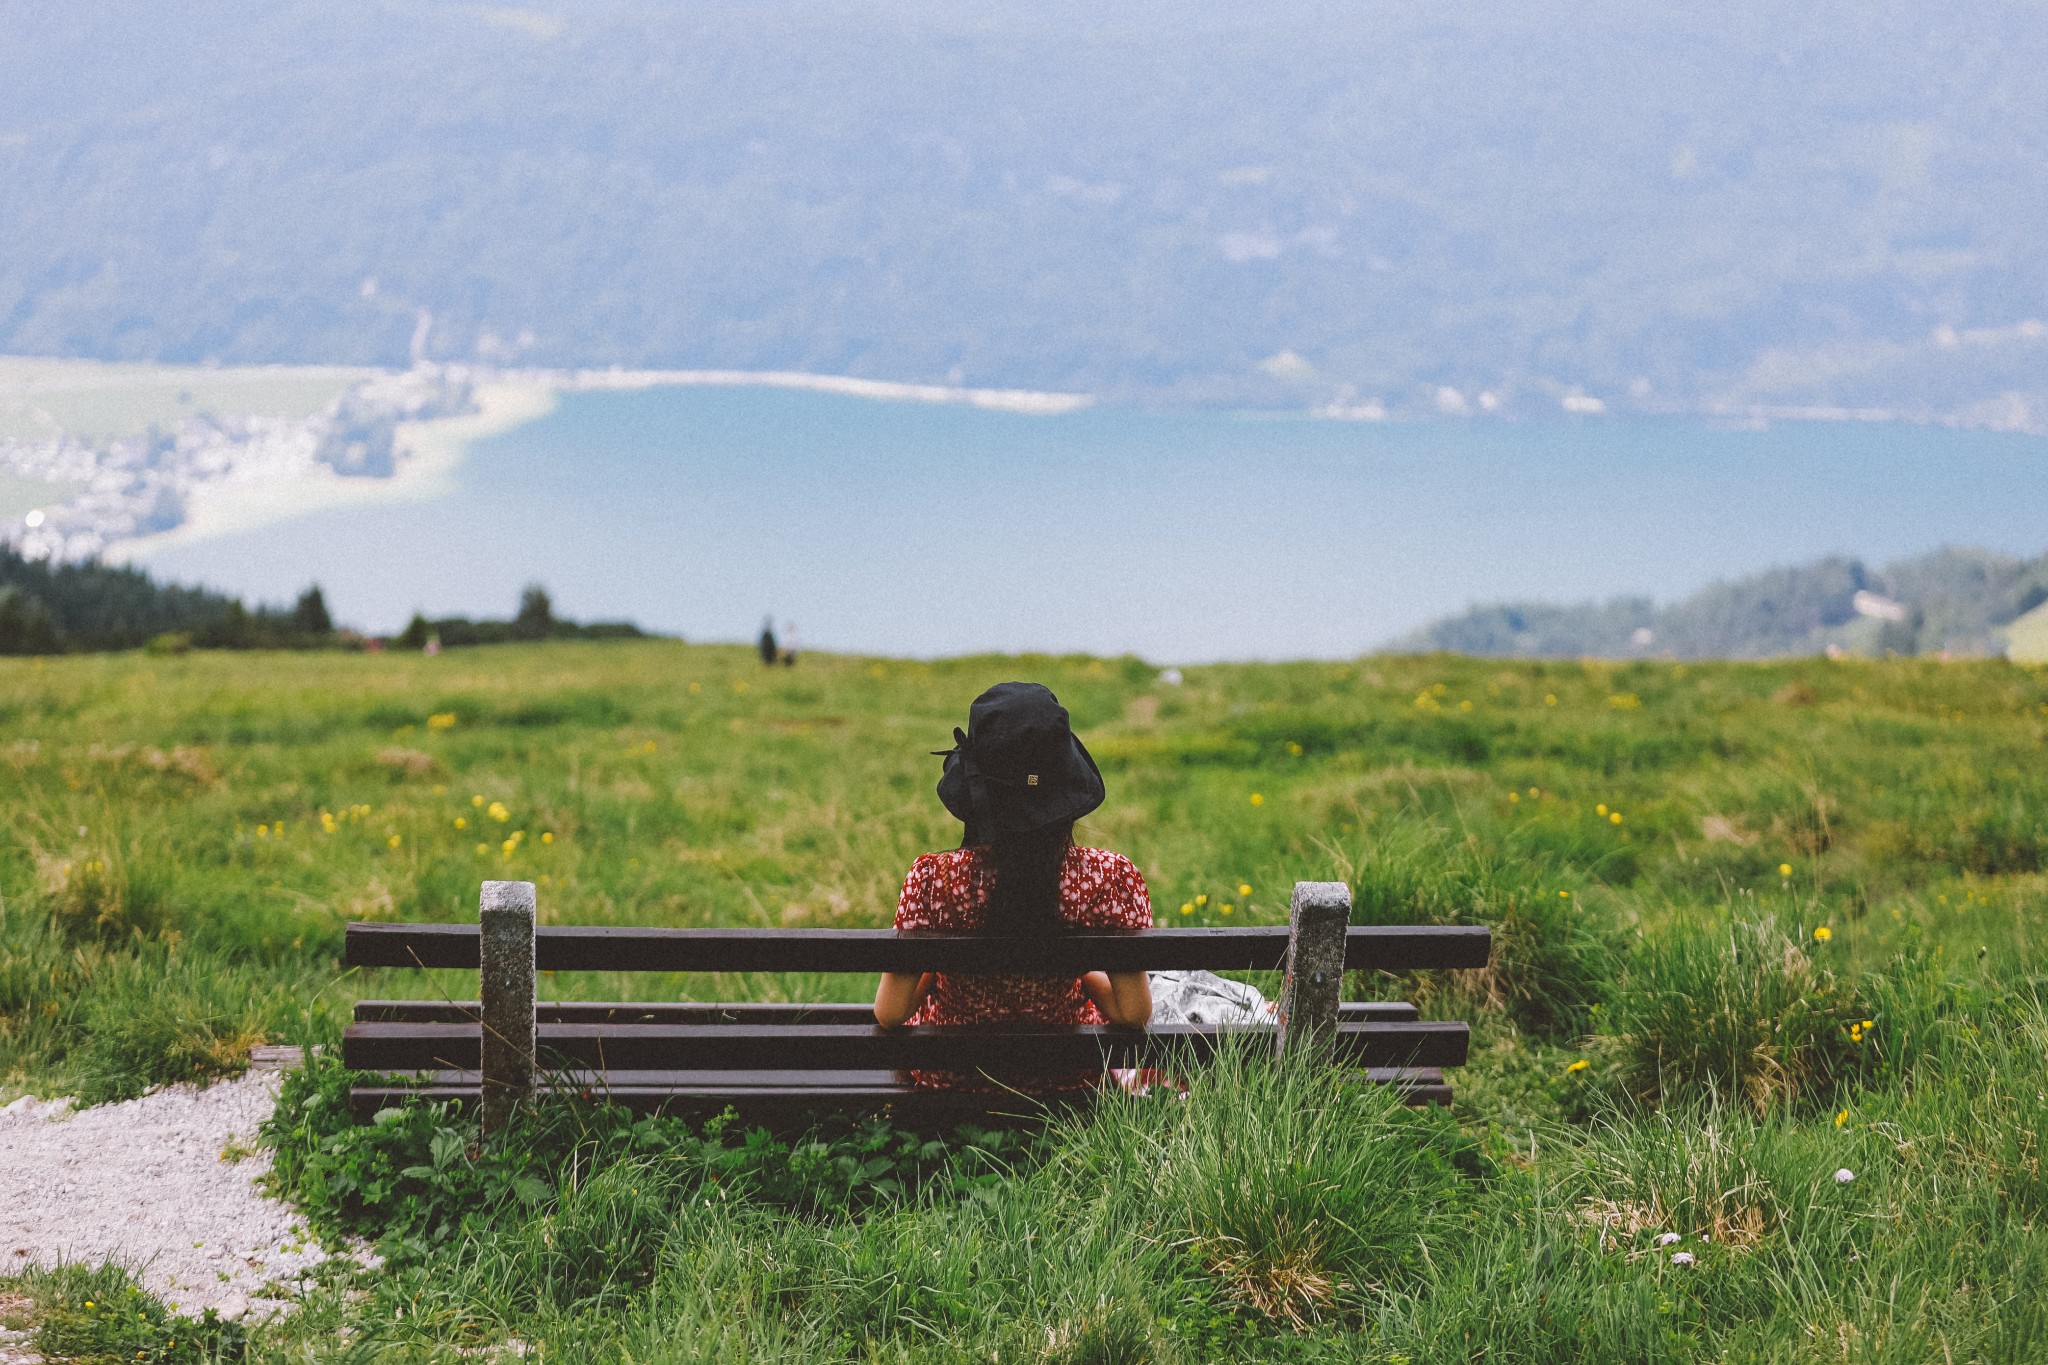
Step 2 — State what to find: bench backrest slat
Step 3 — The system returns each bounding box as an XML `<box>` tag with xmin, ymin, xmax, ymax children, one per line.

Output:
<box><xmin>343</xmin><ymin>922</ymin><xmax>1490</xmax><ymax>974</ymax></box>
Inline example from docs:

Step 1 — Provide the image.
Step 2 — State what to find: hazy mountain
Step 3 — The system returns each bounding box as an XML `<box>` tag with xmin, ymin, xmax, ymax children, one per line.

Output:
<box><xmin>3</xmin><ymin>2</ymin><xmax>2046</xmax><ymax>423</ymax></box>
<box><xmin>1397</xmin><ymin>547</ymin><xmax>2048</xmax><ymax>659</ymax></box>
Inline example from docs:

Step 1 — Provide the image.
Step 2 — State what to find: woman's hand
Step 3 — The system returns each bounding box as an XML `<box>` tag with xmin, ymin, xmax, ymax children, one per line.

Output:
<box><xmin>1082</xmin><ymin>971</ymin><xmax>1153</xmax><ymax>1027</ymax></box>
<box><xmin>873</xmin><ymin>972</ymin><xmax>935</xmax><ymax>1027</ymax></box>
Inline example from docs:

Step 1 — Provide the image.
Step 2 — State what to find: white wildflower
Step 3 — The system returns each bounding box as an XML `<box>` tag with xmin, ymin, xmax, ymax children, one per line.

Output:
<box><xmin>1655</xmin><ymin>1232</ymin><xmax>1681</xmax><ymax>1246</ymax></box>
<box><xmin>1834</xmin><ymin>1168</ymin><xmax>1855</xmax><ymax>1184</ymax></box>
<box><xmin>1670</xmin><ymin>1251</ymin><xmax>1695</xmax><ymax>1266</ymax></box>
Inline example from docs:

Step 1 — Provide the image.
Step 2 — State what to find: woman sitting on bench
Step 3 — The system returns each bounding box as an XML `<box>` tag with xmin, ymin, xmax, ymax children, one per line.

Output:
<box><xmin>874</xmin><ymin>683</ymin><xmax>1153</xmax><ymax>1086</ymax></box>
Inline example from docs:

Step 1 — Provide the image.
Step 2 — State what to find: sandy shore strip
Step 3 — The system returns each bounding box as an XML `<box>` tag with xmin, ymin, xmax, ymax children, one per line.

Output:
<box><xmin>556</xmin><ymin>366</ymin><xmax>1094</xmax><ymax>416</ymax></box>
<box><xmin>113</xmin><ymin>380</ymin><xmax>556</xmax><ymax>563</ymax></box>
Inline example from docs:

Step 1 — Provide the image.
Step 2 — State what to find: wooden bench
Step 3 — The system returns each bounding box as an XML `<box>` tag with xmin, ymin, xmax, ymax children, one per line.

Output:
<box><xmin>341</xmin><ymin>879</ymin><xmax>1491</xmax><ymax>1129</ymax></box>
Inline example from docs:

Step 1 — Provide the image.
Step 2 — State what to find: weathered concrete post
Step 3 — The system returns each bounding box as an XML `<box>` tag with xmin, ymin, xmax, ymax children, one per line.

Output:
<box><xmin>479</xmin><ymin>879</ymin><xmax>537</xmax><ymax>1135</ymax></box>
<box><xmin>1276</xmin><ymin>880</ymin><xmax>1350</xmax><ymax>1057</ymax></box>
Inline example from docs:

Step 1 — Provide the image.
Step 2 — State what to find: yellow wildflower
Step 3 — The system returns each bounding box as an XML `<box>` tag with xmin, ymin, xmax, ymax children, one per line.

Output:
<box><xmin>1544</xmin><ymin>694</ymin><xmax>1557</xmax><ymax>706</ymax></box>
<box><xmin>1779</xmin><ymin>863</ymin><xmax>1793</xmax><ymax>877</ymax></box>
<box><xmin>1559</xmin><ymin>890</ymin><xmax>1570</xmax><ymax>898</ymax></box>
<box><xmin>1596</xmin><ymin>804</ymin><xmax>1608</xmax><ymax>816</ymax></box>
<box><xmin>1285</xmin><ymin>741</ymin><xmax>1303</xmax><ymax>756</ymax></box>
<box><xmin>426</xmin><ymin>712</ymin><xmax>457</xmax><ymax>730</ymax></box>
<box><xmin>1566</xmin><ymin>1059</ymin><xmax>1590</xmax><ymax>1074</ymax></box>
<box><xmin>386</xmin><ymin>834</ymin><xmax>401</xmax><ymax>849</ymax></box>
<box><xmin>1836</xmin><ymin>1109</ymin><xmax>1849</xmax><ymax>1127</ymax></box>
<box><xmin>1196</xmin><ymin>894</ymin><xmax>1208</xmax><ymax>906</ymax></box>
<box><xmin>471</xmin><ymin>794</ymin><xmax>485</xmax><ymax>808</ymax></box>
<box><xmin>1609</xmin><ymin>811</ymin><xmax>1623</xmax><ymax>824</ymax></box>
<box><xmin>455</xmin><ymin>816</ymin><xmax>467</xmax><ymax>829</ymax></box>
<box><xmin>1237</xmin><ymin>883</ymin><xmax>1252</xmax><ymax>897</ymax></box>
<box><xmin>1813</xmin><ymin>925</ymin><xmax>1832</xmax><ymax>942</ymax></box>
<box><xmin>1180</xmin><ymin>903</ymin><xmax>1194</xmax><ymax>916</ymax></box>
<box><xmin>1509</xmin><ymin>792</ymin><xmax>1520</xmax><ymax>803</ymax></box>
<box><xmin>488</xmin><ymin>801</ymin><xmax>510</xmax><ymax>823</ymax></box>
<box><xmin>1458</xmin><ymin>699</ymin><xmax>1474</xmax><ymax>712</ymax></box>
<box><xmin>541</xmin><ymin>832</ymin><xmax>554</xmax><ymax>844</ymax></box>
<box><xmin>475</xmin><ymin>843</ymin><xmax>489</xmax><ymax>856</ymax></box>
<box><xmin>1249</xmin><ymin>793</ymin><xmax>1265</xmax><ymax>806</ymax></box>
<box><xmin>1219</xmin><ymin>903</ymin><xmax>1235</xmax><ymax>915</ymax></box>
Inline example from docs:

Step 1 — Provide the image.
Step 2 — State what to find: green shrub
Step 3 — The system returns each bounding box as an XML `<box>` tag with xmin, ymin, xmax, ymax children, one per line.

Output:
<box><xmin>1607</xmin><ymin>916</ymin><xmax>1867</xmax><ymax>1113</ymax></box>
<box><xmin>1074</xmin><ymin>1044</ymin><xmax>1476</xmax><ymax>1330</ymax></box>
<box><xmin>14</xmin><ymin>1263</ymin><xmax>246</xmax><ymax>1363</ymax></box>
<box><xmin>1341</xmin><ymin>815</ymin><xmax>1619</xmax><ymax>1040</ymax></box>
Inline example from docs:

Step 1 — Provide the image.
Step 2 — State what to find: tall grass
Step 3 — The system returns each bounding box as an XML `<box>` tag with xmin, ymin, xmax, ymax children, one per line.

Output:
<box><xmin>6</xmin><ymin>645</ymin><xmax>2048</xmax><ymax>1357</ymax></box>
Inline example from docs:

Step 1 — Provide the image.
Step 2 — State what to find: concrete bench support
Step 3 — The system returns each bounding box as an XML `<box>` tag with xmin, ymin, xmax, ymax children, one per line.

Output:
<box><xmin>1277</xmin><ymin>880</ymin><xmax>1350</xmax><ymax>1056</ymax></box>
<box><xmin>479</xmin><ymin>879</ymin><xmax>537</xmax><ymax>1135</ymax></box>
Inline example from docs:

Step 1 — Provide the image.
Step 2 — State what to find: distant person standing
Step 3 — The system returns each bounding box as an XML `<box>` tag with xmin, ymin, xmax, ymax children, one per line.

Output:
<box><xmin>758</xmin><ymin>617</ymin><xmax>779</xmax><ymax>666</ymax></box>
<box><xmin>782</xmin><ymin>620</ymin><xmax>799</xmax><ymax>667</ymax></box>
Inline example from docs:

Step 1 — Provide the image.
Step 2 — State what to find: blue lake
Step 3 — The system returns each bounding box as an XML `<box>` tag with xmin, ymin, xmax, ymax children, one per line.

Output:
<box><xmin>137</xmin><ymin>386</ymin><xmax>2048</xmax><ymax>660</ymax></box>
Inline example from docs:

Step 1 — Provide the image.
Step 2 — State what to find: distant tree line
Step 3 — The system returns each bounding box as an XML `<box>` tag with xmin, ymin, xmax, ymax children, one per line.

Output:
<box><xmin>393</xmin><ymin>586</ymin><xmax>646</xmax><ymax>651</ymax></box>
<box><xmin>0</xmin><ymin>546</ymin><xmax>645</xmax><ymax>655</ymax></box>
<box><xmin>1397</xmin><ymin>547</ymin><xmax>2048</xmax><ymax>660</ymax></box>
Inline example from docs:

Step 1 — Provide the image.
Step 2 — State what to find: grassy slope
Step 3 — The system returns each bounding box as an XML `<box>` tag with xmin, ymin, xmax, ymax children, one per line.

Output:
<box><xmin>4</xmin><ymin>641</ymin><xmax>2048</xmax><ymax>1360</ymax></box>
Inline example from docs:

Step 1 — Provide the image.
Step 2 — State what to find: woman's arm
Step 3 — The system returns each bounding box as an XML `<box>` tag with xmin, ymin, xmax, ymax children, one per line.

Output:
<box><xmin>874</xmin><ymin>972</ymin><xmax>935</xmax><ymax>1027</ymax></box>
<box><xmin>1082</xmin><ymin>971</ymin><xmax>1153</xmax><ymax>1027</ymax></box>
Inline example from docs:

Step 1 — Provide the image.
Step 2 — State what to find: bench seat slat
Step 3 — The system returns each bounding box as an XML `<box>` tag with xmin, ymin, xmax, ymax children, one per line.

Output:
<box><xmin>342</xmin><ymin>1019</ymin><xmax>1469</xmax><ymax>1072</ymax></box>
<box><xmin>343</xmin><ymin>923</ymin><xmax>1490</xmax><ymax>974</ymax></box>
<box><xmin>347</xmin><ymin>1067</ymin><xmax>1454</xmax><ymax>1121</ymax></box>
<box><xmin>350</xmin><ymin>999</ymin><xmax>1423</xmax><ymax>1025</ymax></box>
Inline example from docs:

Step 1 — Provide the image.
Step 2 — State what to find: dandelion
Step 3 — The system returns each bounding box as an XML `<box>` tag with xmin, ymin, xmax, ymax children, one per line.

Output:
<box><xmin>1528</xmin><ymin>786</ymin><xmax>1541</xmax><ymax>797</ymax></box>
<box><xmin>1180</xmin><ymin>903</ymin><xmax>1194</xmax><ymax>916</ymax></box>
<box><xmin>1779</xmin><ymin>863</ymin><xmax>1793</xmax><ymax>877</ymax></box>
<box><xmin>257</xmin><ymin>825</ymin><xmax>268</xmax><ymax>839</ymax></box>
<box><xmin>1509</xmin><ymin>792</ymin><xmax>1520</xmax><ymax>803</ymax></box>
<box><xmin>1559</xmin><ymin>890</ymin><xmax>1570</xmax><ymax>899</ymax></box>
<box><xmin>427</xmin><ymin>712</ymin><xmax>457</xmax><ymax>730</ymax></box>
<box><xmin>1566</xmin><ymin>1059</ymin><xmax>1590</xmax><ymax>1073</ymax></box>
<box><xmin>455</xmin><ymin>816</ymin><xmax>467</xmax><ymax>829</ymax></box>
<box><xmin>472</xmin><ymin>794</ymin><xmax>485</xmax><ymax>808</ymax></box>
<box><xmin>1249</xmin><ymin>793</ymin><xmax>1264</xmax><ymax>806</ymax></box>
<box><xmin>387</xmin><ymin>834</ymin><xmax>401</xmax><ymax>849</ymax></box>
<box><xmin>1458</xmin><ymin>699</ymin><xmax>1474</xmax><ymax>712</ymax></box>
<box><xmin>1656</xmin><ymin>1233</ymin><xmax>1681</xmax><ymax>1246</ymax></box>
<box><xmin>475</xmin><ymin>842</ymin><xmax>489</xmax><ymax>856</ymax></box>
<box><xmin>1544</xmin><ymin>694</ymin><xmax>1558</xmax><ymax>706</ymax></box>
<box><xmin>1195</xmin><ymin>894</ymin><xmax>1208</xmax><ymax>906</ymax></box>
<box><xmin>1836</xmin><ymin>1109</ymin><xmax>1849</xmax><ymax>1127</ymax></box>
<box><xmin>541</xmin><ymin>832</ymin><xmax>554</xmax><ymax>844</ymax></box>
<box><xmin>1237</xmin><ymin>883</ymin><xmax>1252</xmax><ymax>897</ymax></box>
<box><xmin>1596</xmin><ymin>804</ymin><xmax>1608</xmax><ymax>816</ymax></box>
<box><xmin>488</xmin><ymin>801</ymin><xmax>510</xmax><ymax>823</ymax></box>
<box><xmin>502</xmin><ymin>838</ymin><xmax>517</xmax><ymax>856</ymax></box>
<box><xmin>1813</xmin><ymin>925</ymin><xmax>1832</xmax><ymax>942</ymax></box>
<box><xmin>1835</xmin><ymin>1168</ymin><xmax>1855</xmax><ymax>1184</ymax></box>
<box><xmin>1219</xmin><ymin>903</ymin><xmax>1235</xmax><ymax>915</ymax></box>
<box><xmin>1609</xmin><ymin>811</ymin><xmax>1623</xmax><ymax>824</ymax></box>
<box><xmin>1670</xmin><ymin>1252</ymin><xmax>1695</xmax><ymax>1266</ymax></box>
<box><xmin>1285</xmin><ymin>741</ymin><xmax>1303</xmax><ymax>756</ymax></box>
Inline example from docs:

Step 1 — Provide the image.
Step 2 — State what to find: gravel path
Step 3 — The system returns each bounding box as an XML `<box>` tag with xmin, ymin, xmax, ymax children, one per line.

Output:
<box><xmin>0</xmin><ymin>1071</ymin><xmax>344</xmax><ymax>1320</ymax></box>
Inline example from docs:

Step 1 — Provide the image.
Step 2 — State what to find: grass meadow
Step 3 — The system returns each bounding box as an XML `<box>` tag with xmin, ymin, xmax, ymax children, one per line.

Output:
<box><xmin>4</xmin><ymin>640</ymin><xmax>2048</xmax><ymax>1361</ymax></box>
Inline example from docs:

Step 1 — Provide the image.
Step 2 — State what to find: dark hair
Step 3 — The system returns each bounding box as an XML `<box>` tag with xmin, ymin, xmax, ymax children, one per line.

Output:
<box><xmin>981</xmin><ymin>820</ymin><xmax>1074</xmax><ymax>935</ymax></box>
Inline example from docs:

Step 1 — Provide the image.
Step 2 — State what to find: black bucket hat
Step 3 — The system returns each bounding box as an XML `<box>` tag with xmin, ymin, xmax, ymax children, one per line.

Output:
<box><xmin>935</xmin><ymin>682</ymin><xmax>1105</xmax><ymax>844</ymax></box>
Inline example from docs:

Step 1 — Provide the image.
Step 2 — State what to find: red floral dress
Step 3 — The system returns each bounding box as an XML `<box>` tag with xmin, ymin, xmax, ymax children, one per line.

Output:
<box><xmin>894</xmin><ymin>845</ymin><xmax>1153</xmax><ymax>1089</ymax></box>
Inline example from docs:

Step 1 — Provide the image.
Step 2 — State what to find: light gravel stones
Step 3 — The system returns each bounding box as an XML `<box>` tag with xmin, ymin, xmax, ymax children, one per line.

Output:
<box><xmin>0</xmin><ymin>1072</ymin><xmax>344</xmax><ymax>1318</ymax></box>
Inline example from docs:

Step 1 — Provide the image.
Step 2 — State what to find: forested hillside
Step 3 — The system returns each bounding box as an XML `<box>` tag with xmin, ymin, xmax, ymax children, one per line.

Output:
<box><xmin>3</xmin><ymin>2</ymin><xmax>2045</xmax><ymax>422</ymax></box>
<box><xmin>1402</xmin><ymin>546</ymin><xmax>2048</xmax><ymax>659</ymax></box>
